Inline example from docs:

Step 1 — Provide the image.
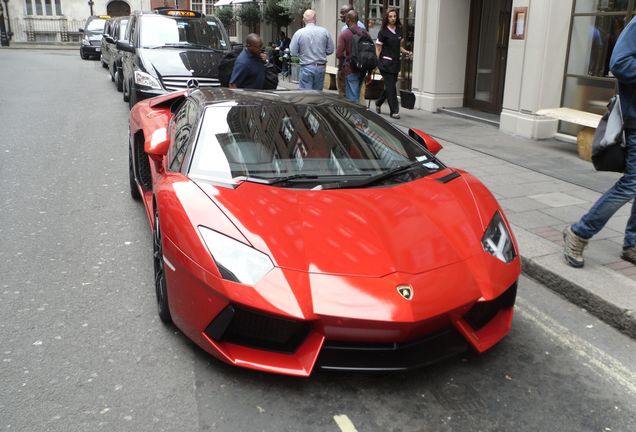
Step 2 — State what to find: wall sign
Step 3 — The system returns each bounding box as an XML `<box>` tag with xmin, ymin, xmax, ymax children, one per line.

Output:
<box><xmin>512</xmin><ymin>7</ymin><xmax>528</xmax><ymax>40</ymax></box>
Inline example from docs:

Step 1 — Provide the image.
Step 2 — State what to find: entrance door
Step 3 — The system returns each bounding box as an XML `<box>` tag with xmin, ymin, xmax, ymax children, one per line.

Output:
<box><xmin>464</xmin><ymin>0</ymin><xmax>512</xmax><ymax>114</ymax></box>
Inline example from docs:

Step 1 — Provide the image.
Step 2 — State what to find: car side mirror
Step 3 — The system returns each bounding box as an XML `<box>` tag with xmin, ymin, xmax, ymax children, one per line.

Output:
<box><xmin>145</xmin><ymin>128</ymin><xmax>170</xmax><ymax>164</ymax></box>
<box><xmin>231</xmin><ymin>42</ymin><xmax>243</xmax><ymax>53</ymax></box>
<box><xmin>79</xmin><ymin>28</ymin><xmax>84</xmax><ymax>33</ymax></box>
<box><xmin>408</xmin><ymin>128</ymin><xmax>443</xmax><ymax>155</ymax></box>
<box><xmin>104</xmin><ymin>35</ymin><xmax>115</xmax><ymax>44</ymax></box>
<box><xmin>116</xmin><ymin>40</ymin><xmax>134</xmax><ymax>53</ymax></box>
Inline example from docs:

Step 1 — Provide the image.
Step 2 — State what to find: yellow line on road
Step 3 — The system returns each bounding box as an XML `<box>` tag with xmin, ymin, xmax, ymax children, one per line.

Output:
<box><xmin>516</xmin><ymin>298</ymin><xmax>636</xmax><ymax>397</ymax></box>
<box><xmin>334</xmin><ymin>414</ymin><xmax>358</xmax><ymax>432</ymax></box>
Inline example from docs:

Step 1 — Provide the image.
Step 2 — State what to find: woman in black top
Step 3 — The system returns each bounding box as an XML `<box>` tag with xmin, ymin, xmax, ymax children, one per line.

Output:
<box><xmin>374</xmin><ymin>9</ymin><xmax>412</xmax><ymax>119</ymax></box>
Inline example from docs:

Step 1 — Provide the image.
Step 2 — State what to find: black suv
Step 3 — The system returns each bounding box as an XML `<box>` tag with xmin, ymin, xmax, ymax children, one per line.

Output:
<box><xmin>102</xmin><ymin>16</ymin><xmax>130</xmax><ymax>91</ymax></box>
<box><xmin>79</xmin><ymin>15</ymin><xmax>110</xmax><ymax>60</ymax></box>
<box><xmin>118</xmin><ymin>8</ymin><xmax>231</xmax><ymax>109</ymax></box>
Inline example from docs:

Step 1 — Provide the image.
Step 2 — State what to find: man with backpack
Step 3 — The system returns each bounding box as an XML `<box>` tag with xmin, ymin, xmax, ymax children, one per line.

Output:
<box><xmin>336</xmin><ymin>10</ymin><xmax>376</xmax><ymax>103</ymax></box>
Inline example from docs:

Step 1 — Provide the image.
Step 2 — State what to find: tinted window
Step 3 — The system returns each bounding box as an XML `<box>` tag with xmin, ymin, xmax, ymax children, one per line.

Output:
<box><xmin>189</xmin><ymin>104</ymin><xmax>436</xmax><ymax>184</ymax></box>
<box><xmin>139</xmin><ymin>16</ymin><xmax>228</xmax><ymax>50</ymax></box>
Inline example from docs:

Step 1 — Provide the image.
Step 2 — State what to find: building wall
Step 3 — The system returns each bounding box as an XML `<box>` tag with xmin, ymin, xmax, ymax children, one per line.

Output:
<box><xmin>500</xmin><ymin>0</ymin><xmax>573</xmax><ymax>138</ymax></box>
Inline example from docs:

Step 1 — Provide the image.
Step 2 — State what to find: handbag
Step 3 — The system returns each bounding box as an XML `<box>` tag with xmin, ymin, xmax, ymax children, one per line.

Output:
<box><xmin>400</xmin><ymin>89</ymin><xmax>416</xmax><ymax>110</ymax></box>
<box><xmin>591</xmin><ymin>95</ymin><xmax>626</xmax><ymax>172</ymax></box>
<box><xmin>263</xmin><ymin>63</ymin><xmax>279</xmax><ymax>90</ymax></box>
<box><xmin>364</xmin><ymin>72</ymin><xmax>384</xmax><ymax>100</ymax></box>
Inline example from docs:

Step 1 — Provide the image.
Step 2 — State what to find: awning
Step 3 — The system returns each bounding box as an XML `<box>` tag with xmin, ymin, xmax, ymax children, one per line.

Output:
<box><xmin>214</xmin><ymin>0</ymin><xmax>256</xmax><ymax>6</ymax></box>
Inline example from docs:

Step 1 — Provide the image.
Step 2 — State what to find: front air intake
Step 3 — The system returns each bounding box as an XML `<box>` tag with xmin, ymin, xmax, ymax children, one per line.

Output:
<box><xmin>463</xmin><ymin>282</ymin><xmax>517</xmax><ymax>331</ymax></box>
<box><xmin>205</xmin><ymin>305</ymin><xmax>311</xmax><ymax>353</ymax></box>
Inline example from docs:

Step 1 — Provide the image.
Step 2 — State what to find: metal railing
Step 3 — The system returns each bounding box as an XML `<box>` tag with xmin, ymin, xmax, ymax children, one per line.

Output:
<box><xmin>10</xmin><ymin>17</ymin><xmax>84</xmax><ymax>44</ymax></box>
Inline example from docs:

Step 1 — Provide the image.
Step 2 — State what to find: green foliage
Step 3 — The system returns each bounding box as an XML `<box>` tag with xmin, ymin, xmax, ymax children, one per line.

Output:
<box><xmin>263</xmin><ymin>0</ymin><xmax>292</xmax><ymax>28</ymax></box>
<box><xmin>237</xmin><ymin>3</ymin><xmax>262</xmax><ymax>32</ymax></box>
<box><xmin>215</xmin><ymin>6</ymin><xmax>235</xmax><ymax>29</ymax></box>
<box><xmin>279</xmin><ymin>0</ymin><xmax>311</xmax><ymax>21</ymax></box>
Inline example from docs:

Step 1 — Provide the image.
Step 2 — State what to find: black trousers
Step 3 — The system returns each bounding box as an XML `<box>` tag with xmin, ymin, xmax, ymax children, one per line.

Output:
<box><xmin>376</xmin><ymin>70</ymin><xmax>399</xmax><ymax>115</ymax></box>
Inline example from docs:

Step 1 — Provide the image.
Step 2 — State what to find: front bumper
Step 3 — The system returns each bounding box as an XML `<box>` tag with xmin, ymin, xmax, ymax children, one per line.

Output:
<box><xmin>80</xmin><ymin>45</ymin><xmax>101</xmax><ymax>56</ymax></box>
<box><xmin>132</xmin><ymin>86</ymin><xmax>166</xmax><ymax>104</ymax></box>
<box><xmin>162</xmin><ymin>234</ymin><xmax>520</xmax><ymax>376</ymax></box>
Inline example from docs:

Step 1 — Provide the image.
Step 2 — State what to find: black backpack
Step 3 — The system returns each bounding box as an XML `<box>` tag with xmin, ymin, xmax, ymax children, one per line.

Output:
<box><xmin>349</xmin><ymin>27</ymin><xmax>377</xmax><ymax>73</ymax></box>
<box><xmin>218</xmin><ymin>51</ymin><xmax>238</xmax><ymax>87</ymax></box>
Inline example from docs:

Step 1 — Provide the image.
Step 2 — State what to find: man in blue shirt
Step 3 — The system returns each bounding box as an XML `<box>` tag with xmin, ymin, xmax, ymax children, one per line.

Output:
<box><xmin>230</xmin><ymin>34</ymin><xmax>268</xmax><ymax>89</ymax></box>
<box><xmin>564</xmin><ymin>17</ymin><xmax>636</xmax><ymax>267</ymax></box>
<box><xmin>289</xmin><ymin>9</ymin><xmax>335</xmax><ymax>90</ymax></box>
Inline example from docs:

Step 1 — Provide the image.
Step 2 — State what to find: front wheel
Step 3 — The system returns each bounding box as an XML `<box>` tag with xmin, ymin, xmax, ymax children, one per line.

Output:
<box><xmin>129</xmin><ymin>145</ymin><xmax>141</xmax><ymax>201</ymax></box>
<box><xmin>153</xmin><ymin>208</ymin><xmax>172</xmax><ymax>324</ymax></box>
<box><xmin>122</xmin><ymin>78</ymin><xmax>130</xmax><ymax>102</ymax></box>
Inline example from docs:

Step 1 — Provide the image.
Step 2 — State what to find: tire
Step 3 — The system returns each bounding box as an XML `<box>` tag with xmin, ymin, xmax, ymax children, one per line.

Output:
<box><xmin>153</xmin><ymin>208</ymin><xmax>172</xmax><ymax>324</ymax></box>
<box><xmin>128</xmin><ymin>82</ymin><xmax>137</xmax><ymax>110</ymax></box>
<box><xmin>116</xmin><ymin>69</ymin><xmax>123</xmax><ymax>92</ymax></box>
<box><xmin>123</xmin><ymin>78</ymin><xmax>130</xmax><ymax>102</ymax></box>
<box><xmin>129</xmin><ymin>145</ymin><xmax>141</xmax><ymax>201</ymax></box>
<box><xmin>80</xmin><ymin>49</ymin><xmax>88</xmax><ymax>60</ymax></box>
<box><xmin>101</xmin><ymin>56</ymin><xmax>108</xmax><ymax>68</ymax></box>
<box><xmin>109</xmin><ymin>64</ymin><xmax>115</xmax><ymax>82</ymax></box>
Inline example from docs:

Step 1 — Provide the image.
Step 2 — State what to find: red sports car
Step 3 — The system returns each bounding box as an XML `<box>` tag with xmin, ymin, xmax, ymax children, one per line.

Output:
<box><xmin>128</xmin><ymin>88</ymin><xmax>521</xmax><ymax>377</ymax></box>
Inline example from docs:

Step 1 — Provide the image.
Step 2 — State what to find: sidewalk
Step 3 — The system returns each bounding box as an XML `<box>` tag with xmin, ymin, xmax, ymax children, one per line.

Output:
<box><xmin>278</xmin><ymin>78</ymin><xmax>636</xmax><ymax>338</ymax></box>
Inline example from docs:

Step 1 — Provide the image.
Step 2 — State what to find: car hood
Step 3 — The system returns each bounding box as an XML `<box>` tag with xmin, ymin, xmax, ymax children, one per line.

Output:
<box><xmin>139</xmin><ymin>48</ymin><xmax>226</xmax><ymax>78</ymax></box>
<box><xmin>196</xmin><ymin>173</ymin><xmax>492</xmax><ymax>277</ymax></box>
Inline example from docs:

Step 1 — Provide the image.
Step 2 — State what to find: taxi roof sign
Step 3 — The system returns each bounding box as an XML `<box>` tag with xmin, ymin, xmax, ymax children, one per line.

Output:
<box><xmin>97</xmin><ymin>15</ymin><xmax>111</xmax><ymax>19</ymax></box>
<box><xmin>154</xmin><ymin>8</ymin><xmax>201</xmax><ymax>18</ymax></box>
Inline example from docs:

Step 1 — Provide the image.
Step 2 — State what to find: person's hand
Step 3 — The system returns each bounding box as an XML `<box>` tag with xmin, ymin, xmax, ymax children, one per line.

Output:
<box><xmin>260</xmin><ymin>53</ymin><xmax>268</xmax><ymax>63</ymax></box>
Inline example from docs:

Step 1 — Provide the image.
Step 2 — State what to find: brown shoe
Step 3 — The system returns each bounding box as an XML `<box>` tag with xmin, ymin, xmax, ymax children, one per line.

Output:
<box><xmin>563</xmin><ymin>226</ymin><xmax>588</xmax><ymax>268</ymax></box>
<box><xmin>621</xmin><ymin>246</ymin><xmax>636</xmax><ymax>264</ymax></box>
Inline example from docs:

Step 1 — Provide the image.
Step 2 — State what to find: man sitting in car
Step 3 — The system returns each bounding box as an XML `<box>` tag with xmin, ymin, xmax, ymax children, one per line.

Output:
<box><xmin>229</xmin><ymin>34</ymin><xmax>268</xmax><ymax>89</ymax></box>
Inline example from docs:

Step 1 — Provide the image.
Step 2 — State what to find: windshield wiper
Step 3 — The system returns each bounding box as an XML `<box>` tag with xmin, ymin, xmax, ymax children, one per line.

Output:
<box><xmin>317</xmin><ymin>162</ymin><xmax>427</xmax><ymax>190</ymax></box>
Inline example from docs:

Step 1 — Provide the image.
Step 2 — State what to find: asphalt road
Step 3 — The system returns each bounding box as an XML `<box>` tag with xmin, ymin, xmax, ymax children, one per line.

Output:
<box><xmin>0</xmin><ymin>49</ymin><xmax>634</xmax><ymax>432</ymax></box>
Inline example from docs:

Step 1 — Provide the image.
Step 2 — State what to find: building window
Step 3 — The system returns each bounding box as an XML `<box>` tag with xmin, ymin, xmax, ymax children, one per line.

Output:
<box><xmin>562</xmin><ymin>0</ymin><xmax>635</xmax><ymax>135</ymax></box>
<box><xmin>26</xmin><ymin>0</ymin><xmax>60</xmax><ymax>15</ymax></box>
<box><xmin>191</xmin><ymin>0</ymin><xmax>202</xmax><ymax>13</ymax></box>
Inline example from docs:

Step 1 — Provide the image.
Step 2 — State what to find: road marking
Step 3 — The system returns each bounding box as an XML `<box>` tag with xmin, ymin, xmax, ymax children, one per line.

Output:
<box><xmin>334</xmin><ymin>414</ymin><xmax>358</xmax><ymax>432</ymax></box>
<box><xmin>516</xmin><ymin>298</ymin><xmax>636</xmax><ymax>397</ymax></box>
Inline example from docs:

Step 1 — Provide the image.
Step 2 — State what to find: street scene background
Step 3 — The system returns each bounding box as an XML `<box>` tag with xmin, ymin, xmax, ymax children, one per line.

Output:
<box><xmin>0</xmin><ymin>49</ymin><xmax>635</xmax><ymax>432</ymax></box>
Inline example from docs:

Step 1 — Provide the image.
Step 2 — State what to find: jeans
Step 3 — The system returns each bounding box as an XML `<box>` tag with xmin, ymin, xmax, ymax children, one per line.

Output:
<box><xmin>345</xmin><ymin>72</ymin><xmax>361</xmax><ymax>103</ymax></box>
<box><xmin>376</xmin><ymin>71</ymin><xmax>399</xmax><ymax>115</ymax></box>
<box><xmin>299</xmin><ymin>65</ymin><xmax>325</xmax><ymax>90</ymax></box>
<box><xmin>572</xmin><ymin>128</ymin><xmax>636</xmax><ymax>248</ymax></box>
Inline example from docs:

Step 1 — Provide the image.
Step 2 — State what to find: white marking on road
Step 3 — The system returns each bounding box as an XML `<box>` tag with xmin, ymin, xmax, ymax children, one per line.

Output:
<box><xmin>516</xmin><ymin>298</ymin><xmax>636</xmax><ymax>397</ymax></box>
<box><xmin>334</xmin><ymin>414</ymin><xmax>358</xmax><ymax>432</ymax></box>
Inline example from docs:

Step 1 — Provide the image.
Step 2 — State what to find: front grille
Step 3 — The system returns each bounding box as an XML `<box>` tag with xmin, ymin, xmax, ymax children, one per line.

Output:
<box><xmin>90</xmin><ymin>40</ymin><xmax>101</xmax><ymax>46</ymax></box>
<box><xmin>463</xmin><ymin>282</ymin><xmax>517</xmax><ymax>331</ymax></box>
<box><xmin>161</xmin><ymin>75</ymin><xmax>220</xmax><ymax>91</ymax></box>
<box><xmin>316</xmin><ymin>328</ymin><xmax>469</xmax><ymax>371</ymax></box>
<box><xmin>205</xmin><ymin>305</ymin><xmax>311</xmax><ymax>353</ymax></box>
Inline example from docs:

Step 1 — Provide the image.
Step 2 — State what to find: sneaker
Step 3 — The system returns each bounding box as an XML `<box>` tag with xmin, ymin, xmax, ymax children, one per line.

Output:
<box><xmin>563</xmin><ymin>225</ymin><xmax>588</xmax><ymax>268</ymax></box>
<box><xmin>390</xmin><ymin>113</ymin><xmax>400</xmax><ymax>119</ymax></box>
<box><xmin>375</xmin><ymin>104</ymin><xmax>381</xmax><ymax>114</ymax></box>
<box><xmin>621</xmin><ymin>246</ymin><xmax>636</xmax><ymax>264</ymax></box>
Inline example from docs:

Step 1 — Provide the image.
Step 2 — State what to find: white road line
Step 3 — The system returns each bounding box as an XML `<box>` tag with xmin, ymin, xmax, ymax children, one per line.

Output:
<box><xmin>334</xmin><ymin>414</ymin><xmax>359</xmax><ymax>432</ymax></box>
<box><xmin>516</xmin><ymin>297</ymin><xmax>636</xmax><ymax>397</ymax></box>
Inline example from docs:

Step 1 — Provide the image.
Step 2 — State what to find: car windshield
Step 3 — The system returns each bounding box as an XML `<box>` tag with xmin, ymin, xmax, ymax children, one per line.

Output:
<box><xmin>86</xmin><ymin>18</ymin><xmax>106</xmax><ymax>33</ymax></box>
<box><xmin>140</xmin><ymin>16</ymin><xmax>228</xmax><ymax>50</ymax></box>
<box><xmin>189</xmin><ymin>104</ymin><xmax>441</xmax><ymax>187</ymax></box>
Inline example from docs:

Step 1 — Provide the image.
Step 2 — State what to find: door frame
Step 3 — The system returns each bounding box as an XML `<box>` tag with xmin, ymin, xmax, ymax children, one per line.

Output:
<box><xmin>464</xmin><ymin>0</ymin><xmax>512</xmax><ymax>114</ymax></box>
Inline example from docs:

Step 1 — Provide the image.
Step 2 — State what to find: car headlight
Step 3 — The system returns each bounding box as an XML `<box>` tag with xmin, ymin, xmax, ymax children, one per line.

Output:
<box><xmin>481</xmin><ymin>211</ymin><xmax>516</xmax><ymax>263</ymax></box>
<box><xmin>133</xmin><ymin>70</ymin><xmax>162</xmax><ymax>90</ymax></box>
<box><xmin>199</xmin><ymin>227</ymin><xmax>274</xmax><ymax>285</ymax></box>
<box><xmin>82</xmin><ymin>38</ymin><xmax>90</xmax><ymax>46</ymax></box>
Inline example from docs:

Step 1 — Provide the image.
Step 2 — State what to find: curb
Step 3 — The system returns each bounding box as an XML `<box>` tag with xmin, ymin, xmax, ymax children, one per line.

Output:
<box><xmin>521</xmin><ymin>256</ymin><xmax>636</xmax><ymax>339</ymax></box>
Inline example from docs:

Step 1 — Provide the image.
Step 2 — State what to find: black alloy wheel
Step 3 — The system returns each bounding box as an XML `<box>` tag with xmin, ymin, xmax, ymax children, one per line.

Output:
<box><xmin>153</xmin><ymin>208</ymin><xmax>172</xmax><ymax>323</ymax></box>
<box><xmin>80</xmin><ymin>49</ymin><xmax>88</xmax><ymax>60</ymax></box>
<box><xmin>128</xmin><ymin>144</ymin><xmax>141</xmax><ymax>200</ymax></box>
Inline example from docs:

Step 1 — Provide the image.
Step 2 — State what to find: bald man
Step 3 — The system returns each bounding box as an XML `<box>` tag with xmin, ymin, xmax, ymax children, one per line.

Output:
<box><xmin>289</xmin><ymin>9</ymin><xmax>335</xmax><ymax>90</ymax></box>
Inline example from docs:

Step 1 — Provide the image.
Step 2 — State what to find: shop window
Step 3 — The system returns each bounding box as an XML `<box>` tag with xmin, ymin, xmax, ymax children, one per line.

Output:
<box><xmin>561</xmin><ymin>0</ymin><xmax>634</xmax><ymax>135</ymax></box>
